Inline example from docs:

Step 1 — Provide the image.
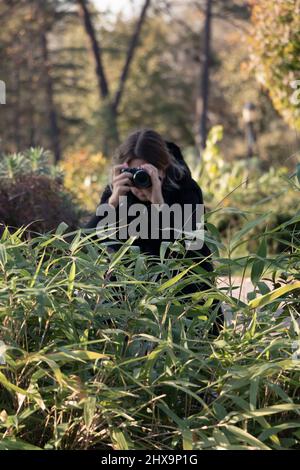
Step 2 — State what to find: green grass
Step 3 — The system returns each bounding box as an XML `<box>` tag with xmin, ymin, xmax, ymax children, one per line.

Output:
<box><xmin>0</xmin><ymin>219</ymin><xmax>299</xmax><ymax>450</ymax></box>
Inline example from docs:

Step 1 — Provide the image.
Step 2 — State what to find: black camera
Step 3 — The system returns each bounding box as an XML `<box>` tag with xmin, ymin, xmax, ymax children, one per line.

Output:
<box><xmin>121</xmin><ymin>167</ymin><xmax>152</xmax><ymax>189</ymax></box>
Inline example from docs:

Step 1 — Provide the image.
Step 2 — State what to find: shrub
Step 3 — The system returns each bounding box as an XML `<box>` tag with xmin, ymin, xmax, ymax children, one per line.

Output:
<box><xmin>0</xmin><ymin>219</ymin><xmax>299</xmax><ymax>450</ymax></box>
<box><xmin>192</xmin><ymin>126</ymin><xmax>300</xmax><ymax>255</ymax></box>
<box><xmin>0</xmin><ymin>148</ymin><xmax>81</xmax><ymax>235</ymax></box>
<box><xmin>0</xmin><ymin>145</ymin><xmax>299</xmax><ymax>449</ymax></box>
<box><xmin>249</xmin><ymin>0</ymin><xmax>300</xmax><ymax>131</ymax></box>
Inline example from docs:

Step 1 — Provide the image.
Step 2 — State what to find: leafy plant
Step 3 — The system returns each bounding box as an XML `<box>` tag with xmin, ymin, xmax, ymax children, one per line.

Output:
<box><xmin>193</xmin><ymin>126</ymin><xmax>300</xmax><ymax>255</ymax></box>
<box><xmin>0</xmin><ymin>215</ymin><xmax>299</xmax><ymax>450</ymax></box>
<box><xmin>0</xmin><ymin>148</ymin><xmax>81</xmax><ymax>235</ymax></box>
<box><xmin>249</xmin><ymin>0</ymin><xmax>300</xmax><ymax>130</ymax></box>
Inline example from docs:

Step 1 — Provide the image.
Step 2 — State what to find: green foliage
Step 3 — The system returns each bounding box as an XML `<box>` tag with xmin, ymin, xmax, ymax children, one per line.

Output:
<box><xmin>116</xmin><ymin>15</ymin><xmax>197</xmax><ymax>145</ymax></box>
<box><xmin>0</xmin><ymin>209</ymin><xmax>299</xmax><ymax>449</ymax></box>
<box><xmin>0</xmin><ymin>148</ymin><xmax>61</xmax><ymax>180</ymax></box>
<box><xmin>0</xmin><ymin>0</ymin><xmax>296</xmax><ymax>165</ymax></box>
<box><xmin>250</xmin><ymin>0</ymin><xmax>300</xmax><ymax>130</ymax></box>
<box><xmin>61</xmin><ymin>149</ymin><xmax>110</xmax><ymax>211</ymax></box>
<box><xmin>193</xmin><ymin>126</ymin><xmax>300</xmax><ymax>254</ymax></box>
<box><xmin>0</xmin><ymin>148</ymin><xmax>81</xmax><ymax>235</ymax></box>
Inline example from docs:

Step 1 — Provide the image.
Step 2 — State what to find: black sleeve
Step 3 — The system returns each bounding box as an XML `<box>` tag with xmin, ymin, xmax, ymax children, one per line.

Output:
<box><xmin>83</xmin><ymin>184</ymin><xmax>112</xmax><ymax>229</ymax></box>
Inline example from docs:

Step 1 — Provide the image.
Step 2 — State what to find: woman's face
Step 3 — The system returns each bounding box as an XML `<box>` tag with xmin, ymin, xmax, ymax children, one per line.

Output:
<box><xmin>127</xmin><ymin>158</ymin><xmax>165</xmax><ymax>201</ymax></box>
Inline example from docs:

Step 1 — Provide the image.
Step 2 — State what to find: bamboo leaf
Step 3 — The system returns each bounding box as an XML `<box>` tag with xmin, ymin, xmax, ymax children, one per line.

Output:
<box><xmin>68</xmin><ymin>261</ymin><xmax>76</xmax><ymax>299</ymax></box>
<box><xmin>111</xmin><ymin>428</ymin><xmax>131</xmax><ymax>450</ymax></box>
<box><xmin>0</xmin><ymin>438</ymin><xmax>42</xmax><ymax>450</ymax></box>
<box><xmin>249</xmin><ymin>282</ymin><xmax>300</xmax><ymax>309</ymax></box>
<box><xmin>225</xmin><ymin>425</ymin><xmax>271</xmax><ymax>450</ymax></box>
<box><xmin>84</xmin><ymin>396</ymin><xmax>96</xmax><ymax>429</ymax></box>
<box><xmin>251</xmin><ymin>237</ymin><xmax>267</xmax><ymax>285</ymax></box>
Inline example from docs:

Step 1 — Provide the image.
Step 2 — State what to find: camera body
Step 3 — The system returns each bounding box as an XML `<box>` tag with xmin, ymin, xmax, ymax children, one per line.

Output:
<box><xmin>121</xmin><ymin>167</ymin><xmax>152</xmax><ymax>189</ymax></box>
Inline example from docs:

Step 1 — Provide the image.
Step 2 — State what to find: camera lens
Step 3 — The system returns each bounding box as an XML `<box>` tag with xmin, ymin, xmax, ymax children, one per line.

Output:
<box><xmin>133</xmin><ymin>169</ymin><xmax>152</xmax><ymax>188</ymax></box>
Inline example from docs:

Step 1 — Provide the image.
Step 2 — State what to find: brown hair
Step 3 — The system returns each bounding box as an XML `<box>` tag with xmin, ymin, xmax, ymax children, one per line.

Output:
<box><xmin>113</xmin><ymin>128</ymin><xmax>188</xmax><ymax>190</ymax></box>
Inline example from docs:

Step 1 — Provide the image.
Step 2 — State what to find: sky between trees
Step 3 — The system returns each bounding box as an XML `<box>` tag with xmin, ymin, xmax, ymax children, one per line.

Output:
<box><xmin>94</xmin><ymin>0</ymin><xmax>144</xmax><ymax>19</ymax></box>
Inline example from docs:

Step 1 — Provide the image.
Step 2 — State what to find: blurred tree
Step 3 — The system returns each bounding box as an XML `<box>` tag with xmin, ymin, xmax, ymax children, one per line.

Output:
<box><xmin>115</xmin><ymin>14</ymin><xmax>200</xmax><ymax>145</ymax></box>
<box><xmin>161</xmin><ymin>0</ymin><xmax>252</xmax><ymax>155</ymax></box>
<box><xmin>200</xmin><ymin>0</ymin><xmax>212</xmax><ymax>151</ymax></box>
<box><xmin>167</xmin><ymin>0</ymin><xmax>297</xmax><ymax>165</ymax></box>
<box><xmin>249</xmin><ymin>0</ymin><xmax>300</xmax><ymax>131</ymax></box>
<box><xmin>76</xmin><ymin>0</ymin><xmax>151</xmax><ymax>155</ymax></box>
<box><xmin>0</xmin><ymin>0</ymin><xmax>297</xmax><ymax>171</ymax></box>
<box><xmin>0</xmin><ymin>0</ymin><xmax>88</xmax><ymax>161</ymax></box>
<box><xmin>39</xmin><ymin>4</ymin><xmax>62</xmax><ymax>163</ymax></box>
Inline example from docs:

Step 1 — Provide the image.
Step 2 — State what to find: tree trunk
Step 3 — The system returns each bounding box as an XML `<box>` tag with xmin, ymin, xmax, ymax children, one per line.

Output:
<box><xmin>197</xmin><ymin>0</ymin><xmax>212</xmax><ymax>151</ymax></box>
<box><xmin>13</xmin><ymin>68</ymin><xmax>21</xmax><ymax>152</ymax></box>
<box><xmin>112</xmin><ymin>0</ymin><xmax>151</xmax><ymax>113</ymax></box>
<box><xmin>77</xmin><ymin>0</ymin><xmax>118</xmax><ymax>154</ymax></box>
<box><xmin>40</xmin><ymin>30</ymin><xmax>61</xmax><ymax>164</ymax></box>
<box><xmin>77</xmin><ymin>0</ymin><xmax>151</xmax><ymax>155</ymax></box>
<box><xmin>77</xmin><ymin>0</ymin><xmax>109</xmax><ymax>100</ymax></box>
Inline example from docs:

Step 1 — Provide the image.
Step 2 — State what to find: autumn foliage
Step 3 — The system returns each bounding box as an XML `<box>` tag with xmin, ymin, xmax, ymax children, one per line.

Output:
<box><xmin>249</xmin><ymin>0</ymin><xmax>300</xmax><ymax>130</ymax></box>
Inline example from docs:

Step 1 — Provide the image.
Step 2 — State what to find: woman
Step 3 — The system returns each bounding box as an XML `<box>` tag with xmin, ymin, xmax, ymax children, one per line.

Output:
<box><xmin>85</xmin><ymin>128</ymin><xmax>222</xmax><ymax>333</ymax></box>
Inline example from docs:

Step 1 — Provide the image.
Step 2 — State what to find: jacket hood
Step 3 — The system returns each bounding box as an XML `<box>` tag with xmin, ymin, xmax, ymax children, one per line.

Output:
<box><xmin>165</xmin><ymin>140</ymin><xmax>192</xmax><ymax>180</ymax></box>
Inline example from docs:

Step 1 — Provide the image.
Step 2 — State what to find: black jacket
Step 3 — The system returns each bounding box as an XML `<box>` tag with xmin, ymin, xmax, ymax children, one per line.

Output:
<box><xmin>84</xmin><ymin>141</ymin><xmax>214</xmax><ymax>277</ymax></box>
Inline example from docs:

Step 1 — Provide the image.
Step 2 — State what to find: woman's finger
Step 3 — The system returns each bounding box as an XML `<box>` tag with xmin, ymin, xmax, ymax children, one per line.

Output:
<box><xmin>114</xmin><ymin>180</ymin><xmax>133</xmax><ymax>192</ymax></box>
<box><xmin>140</xmin><ymin>163</ymin><xmax>161</xmax><ymax>186</ymax></box>
<box><xmin>119</xmin><ymin>179</ymin><xmax>133</xmax><ymax>187</ymax></box>
<box><xmin>118</xmin><ymin>185</ymin><xmax>132</xmax><ymax>194</ymax></box>
<box><xmin>113</xmin><ymin>173</ymin><xmax>133</xmax><ymax>185</ymax></box>
<box><xmin>141</xmin><ymin>163</ymin><xmax>158</xmax><ymax>174</ymax></box>
<box><xmin>113</xmin><ymin>163</ymin><xmax>129</xmax><ymax>177</ymax></box>
<box><xmin>141</xmin><ymin>164</ymin><xmax>160</xmax><ymax>181</ymax></box>
<box><xmin>113</xmin><ymin>171</ymin><xmax>133</xmax><ymax>181</ymax></box>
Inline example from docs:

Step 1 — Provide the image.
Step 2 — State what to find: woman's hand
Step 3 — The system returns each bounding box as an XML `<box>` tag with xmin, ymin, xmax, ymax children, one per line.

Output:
<box><xmin>108</xmin><ymin>163</ymin><xmax>133</xmax><ymax>208</ymax></box>
<box><xmin>140</xmin><ymin>163</ymin><xmax>165</xmax><ymax>204</ymax></box>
